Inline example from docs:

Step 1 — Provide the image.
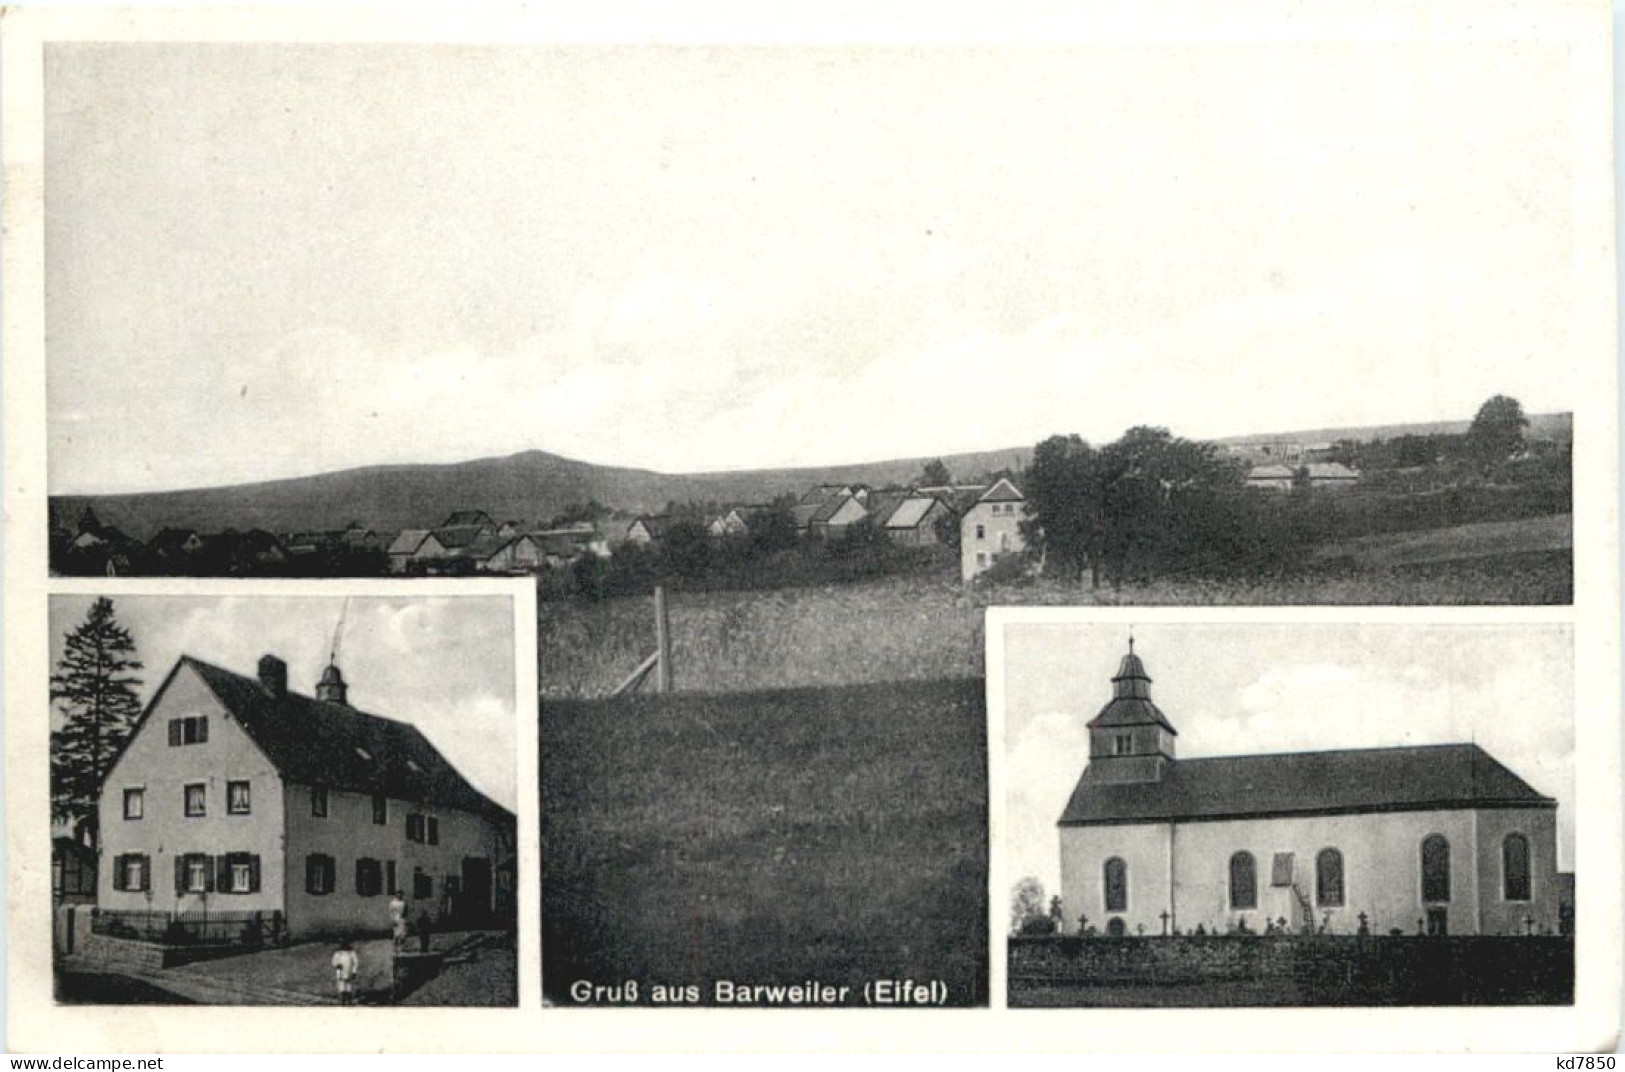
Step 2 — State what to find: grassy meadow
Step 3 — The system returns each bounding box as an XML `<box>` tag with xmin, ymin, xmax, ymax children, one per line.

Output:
<box><xmin>540</xmin><ymin>678</ymin><xmax>988</xmax><ymax>1006</ymax></box>
<box><xmin>539</xmin><ymin>536</ymin><xmax>1572</xmax><ymax>699</ymax></box>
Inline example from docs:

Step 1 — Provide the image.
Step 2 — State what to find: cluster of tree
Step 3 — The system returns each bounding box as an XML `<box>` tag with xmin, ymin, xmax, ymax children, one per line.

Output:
<box><xmin>1022</xmin><ymin>426</ymin><xmax>1306</xmax><ymax>586</ymax></box>
<box><xmin>1320</xmin><ymin>395</ymin><xmax>1544</xmax><ymax>473</ymax></box>
<box><xmin>1009</xmin><ymin>877</ymin><xmax>1066</xmax><ymax>937</ymax></box>
<box><xmin>51</xmin><ymin>597</ymin><xmax>144</xmax><ymax>842</ymax></box>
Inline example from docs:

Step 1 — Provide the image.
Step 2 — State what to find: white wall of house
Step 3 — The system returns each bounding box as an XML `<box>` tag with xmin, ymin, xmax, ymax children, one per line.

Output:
<box><xmin>960</xmin><ymin>500</ymin><xmax>1026</xmax><ymax>580</ymax></box>
<box><xmin>1059</xmin><ymin>806</ymin><xmax>1559</xmax><ymax>939</ymax></box>
<box><xmin>283</xmin><ymin>783</ymin><xmax>508</xmax><ymax>938</ymax></box>
<box><xmin>98</xmin><ymin>664</ymin><xmax>287</xmax><ymax>918</ymax></box>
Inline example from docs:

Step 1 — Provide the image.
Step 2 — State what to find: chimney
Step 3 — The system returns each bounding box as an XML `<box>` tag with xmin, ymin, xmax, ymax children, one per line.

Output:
<box><xmin>258</xmin><ymin>654</ymin><xmax>288</xmax><ymax>698</ymax></box>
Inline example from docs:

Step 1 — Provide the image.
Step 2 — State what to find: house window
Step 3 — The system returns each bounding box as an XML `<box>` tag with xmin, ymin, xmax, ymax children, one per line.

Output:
<box><xmin>310</xmin><ymin>786</ymin><xmax>328</xmax><ymax>818</ymax></box>
<box><xmin>1316</xmin><ymin>848</ymin><xmax>1345</xmax><ymax>907</ymax></box>
<box><xmin>115</xmin><ymin>853</ymin><xmax>149</xmax><ymax>892</ymax></box>
<box><xmin>372</xmin><ymin>794</ymin><xmax>388</xmax><ymax>825</ymax></box>
<box><xmin>406</xmin><ymin>814</ymin><xmax>425</xmax><ymax>842</ymax></box>
<box><xmin>976</xmin><ymin>552</ymin><xmax>988</xmax><ymax>567</ymax></box>
<box><xmin>1229</xmin><ymin>851</ymin><xmax>1257</xmax><ymax>910</ymax></box>
<box><xmin>1421</xmin><ymin>834</ymin><xmax>1451</xmax><ymax>903</ymax></box>
<box><xmin>305</xmin><ymin>854</ymin><xmax>336</xmax><ymax>895</ymax></box>
<box><xmin>356</xmin><ymin>857</ymin><xmax>384</xmax><ymax>897</ymax></box>
<box><xmin>1270</xmin><ymin>853</ymin><xmax>1295</xmax><ymax>888</ymax></box>
<box><xmin>227</xmin><ymin>780</ymin><xmax>251</xmax><ymax>815</ymax></box>
<box><xmin>412</xmin><ymin>867</ymin><xmax>433</xmax><ymax>900</ymax></box>
<box><xmin>225</xmin><ymin>856</ymin><xmax>258</xmax><ymax>894</ymax></box>
<box><xmin>183</xmin><ymin>783</ymin><xmax>206</xmax><ymax>818</ymax></box>
<box><xmin>975</xmin><ymin>524</ymin><xmax>985</xmax><ymax>540</ymax></box>
<box><xmin>1112</xmin><ymin>733</ymin><xmax>1134</xmax><ymax>756</ymax></box>
<box><xmin>167</xmin><ymin>716</ymin><xmax>208</xmax><ymax>746</ymax></box>
<box><xmin>1502</xmin><ymin>834</ymin><xmax>1531</xmax><ymax>902</ymax></box>
<box><xmin>179</xmin><ymin>854</ymin><xmax>211</xmax><ymax>894</ymax></box>
<box><xmin>123</xmin><ymin>788</ymin><xmax>144</xmax><ymax>820</ymax></box>
<box><xmin>1104</xmin><ymin>857</ymin><xmax>1128</xmax><ymax>913</ymax></box>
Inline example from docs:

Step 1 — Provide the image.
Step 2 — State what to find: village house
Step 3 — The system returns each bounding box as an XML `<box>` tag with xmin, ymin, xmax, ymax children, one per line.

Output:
<box><xmin>809</xmin><ymin>491</ymin><xmax>869</xmax><ymax>539</ymax></box>
<box><xmin>386</xmin><ymin>530</ymin><xmax>450</xmax><ymax>574</ymax></box>
<box><xmin>960</xmin><ymin>478</ymin><xmax>1028</xmax><ymax>580</ymax></box>
<box><xmin>707</xmin><ymin>505</ymin><xmax>773</xmax><ymax>539</ymax></box>
<box><xmin>1245</xmin><ymin>464</ymin><xmax>1297</xmax><ymax>492</ymax></box>
<box><xmin>878</xmin><ymin>494</ymin><xmax>955</xmax><ymax>546</ymax></box>
<box><xmin>624</xmin><ymin>515</ymin><xmax>674</xmax><ymax>546</ymax></box>
<box><xmin>1058</xmin><ymin>645</ymin><xmax>1562</xmax><ymax>939</ymax></box>
<box><xmin>95</xmin><ymin>652</ymin><xmax>515</xmax><ymax>942</ymax></box>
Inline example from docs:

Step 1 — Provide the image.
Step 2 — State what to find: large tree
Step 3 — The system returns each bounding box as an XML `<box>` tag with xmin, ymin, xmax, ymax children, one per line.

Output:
<box><xmin>50</xmin><ymin>597</ymin><xmax>145</xmax><ymax>837</ymax></box>
<box><xmin>919</xmin><ymin>458</ymin><xmax>953</xmax><ymax>488</ymax></box>
<box><xmin>1020</xmin><ymin>434</ymin><xmax>1103</xmax><ymax>583</ymax></box>
<box><xmin>1465</xmin><ymin>394</ymin><xmax>1529</xmax><ymax>464</ymax></box>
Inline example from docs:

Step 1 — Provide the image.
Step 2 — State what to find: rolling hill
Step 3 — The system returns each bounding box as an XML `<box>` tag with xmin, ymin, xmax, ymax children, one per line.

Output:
<box><xmin>50</xmin><ymin>445</ymin><xmax>1032</xmax><ymax>539</ymax></box>
<box><xmin>50</xmin><ymin>412</ymin><xmax>1570</xmax><ymax>540</ymax></box>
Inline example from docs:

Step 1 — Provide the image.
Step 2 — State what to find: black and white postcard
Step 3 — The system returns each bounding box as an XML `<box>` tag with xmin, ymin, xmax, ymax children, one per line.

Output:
<box><xmin>3</xmin><ymin>0</ymin><xmax>1619</xmax><ymax>1056</ymax></box>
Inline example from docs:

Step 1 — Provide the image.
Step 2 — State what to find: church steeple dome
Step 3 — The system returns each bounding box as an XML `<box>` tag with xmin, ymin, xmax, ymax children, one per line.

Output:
<box><xmin>1084</xmin><ymin>639</ymin><xmax>1177</xmax><ymax>784</ymax></box>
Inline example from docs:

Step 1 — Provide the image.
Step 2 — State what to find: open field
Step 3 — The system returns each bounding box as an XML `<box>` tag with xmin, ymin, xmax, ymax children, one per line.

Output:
<box><xmin>1313</xmin><ymin>513</ymin><xmax>1571</xmax><ymax>568</ymax></box>
<box><xmin>540</xmin><ymin>549</ymin><xmax>1571</xmax><ymax>699</ymax></box>
<box><xmin>540</xmin><ymin>678</ymin><xmax>988</xmax><ymax>1006</ymax></box>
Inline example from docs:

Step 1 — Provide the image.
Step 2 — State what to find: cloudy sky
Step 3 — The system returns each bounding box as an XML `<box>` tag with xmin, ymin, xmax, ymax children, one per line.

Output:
<box><xmin>1001</xmin><ymin>622</ymin><xmax>1574</xmax><ymax>896</ymax></box>
<box><xmin>48</xmin><ymin>593</ymin><xmax>518</xmax><ymax>810</ymax></box>
<box><xmin>44</xmin><ymin>39</ymin><xmax>1585</xmax><ymax>494</ymax></box>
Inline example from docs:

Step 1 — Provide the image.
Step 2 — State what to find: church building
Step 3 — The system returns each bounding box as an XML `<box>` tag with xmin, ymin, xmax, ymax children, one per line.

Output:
<box><xmin>1058</xmin><ymin>644</ymin><xmax>1561</xmax><ymax>938</ymax></box>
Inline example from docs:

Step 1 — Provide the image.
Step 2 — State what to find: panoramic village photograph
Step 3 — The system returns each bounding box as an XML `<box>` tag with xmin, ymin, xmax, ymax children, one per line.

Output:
<box><xmin>999</xmin><ymin>621</ymin><xmax>1575</xmax><ymax>1007</ymax></box>
<box><xmin>36</xmin><ymin>38</ymin><xmax>1593</xmax><ymax>1008</ymax></box>
<box><xmin>49</xmin><ymin>593</ymin><xmax>519</xmax><ymax>1006</ymax></box>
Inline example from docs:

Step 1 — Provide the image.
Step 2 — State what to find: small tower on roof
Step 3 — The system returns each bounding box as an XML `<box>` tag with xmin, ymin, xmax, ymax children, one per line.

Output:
<box><xmin>316</xmin><ymin>662</ymin><xmax>348</xmax><ymax>705</ymax></box>
<box><xmin>1083</xmin><ymin>638</ymin><xmax>1177</xmax><ymax>785</ymax></box>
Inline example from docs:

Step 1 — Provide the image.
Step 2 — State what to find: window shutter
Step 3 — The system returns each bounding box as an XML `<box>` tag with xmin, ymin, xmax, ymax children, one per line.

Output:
<box><xmin>175</xmin><ymin>854</ymin><xmax>188</xmax><ymax>895</ymax></box>
<box><xmin>216</xmin><ymin>855</ymin><xmax>230</xmax><ymax>893</ymax></box>
<box><xmin>112</xmin><ymin>854</ymin><xmax>126</xmax><ymax>891</ymax></box>
<box><xmin>428</xmin><ymin>817</ymin><xmax>439</xmax><ymax>845</ymax></box>
<box><xmin>197</xmin><ymin>717</ymin><xmax>208</xmax><ymax>743</ymax></box>
<box><xmin>386</xmin><ymin>860</ymin><xmax>397</xmax><ymax>895</ymax></box>
<box><xmin>248</xmin><ymin>855</ymin><xmax>261</xmax><ymax>894</ymax></box>
<box><xmin>139</xmin><ymin>855</ymin><xmax>151</xmax><ymax>892</ymax></box>
<box><xmin>203</xmin><ymin>854</ymin><xmax>216</xmax><ymax>893</ymax></box>
<box><xmin>168</xmin><ymin>720</ymin><xmax>182</xmax><ymax>746</ymax></box>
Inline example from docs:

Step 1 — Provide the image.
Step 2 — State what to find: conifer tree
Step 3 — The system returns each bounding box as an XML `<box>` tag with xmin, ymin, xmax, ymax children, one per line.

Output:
<box><xmin>50</xmin><ymin>597</ymin><xmax>144</xmax><ymax>835</ymax></box>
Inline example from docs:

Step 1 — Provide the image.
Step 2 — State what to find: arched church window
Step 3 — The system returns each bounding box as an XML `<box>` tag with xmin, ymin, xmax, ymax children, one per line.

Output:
<box><xmin>1502</xmin><ymin>833</ymin><xmax>1531</xmax><ymax>902</ymax></box>
<box><xmin>1104</xmin><ymin>857</ymin><xmax>1127</xmax><ymax>912</ymax></box>
<box><xmin>1315</xmin><ymin>848</ymin><xmax>1344</xmax><ymax>907</ymax></box>
<box><xmin>1228</xmin><ymin>851</ymin><xmax>1257</xmax><ymax>910</ymax></box>
<box><xmin>1421</xmin><ymin>834</ymin><xmax>1451</xmax><ymax>903</ymax></box>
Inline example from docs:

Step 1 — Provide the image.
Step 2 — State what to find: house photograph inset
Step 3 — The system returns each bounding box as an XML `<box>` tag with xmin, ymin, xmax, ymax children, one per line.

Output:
<box><xmin>50</xmin><ymin>592</ymin><xmax>520</xmax><ymax>1006</ymax></box>
<box><xmin>1001</xmin><ymin>620</ymin><xmax>1574</xmax><ymax>1007</ymax></box>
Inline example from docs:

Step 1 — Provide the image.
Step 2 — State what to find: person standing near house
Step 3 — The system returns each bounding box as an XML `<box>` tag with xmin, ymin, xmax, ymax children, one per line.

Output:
<box><xmin>332</xmin><ymin>940</ymin><xmax>360</xmax><ymax>1006</ymax></box>
<box><xmin>389</xmin><ymin>891</ymin><xmax>408</xmax><ymax>951</ymax></box>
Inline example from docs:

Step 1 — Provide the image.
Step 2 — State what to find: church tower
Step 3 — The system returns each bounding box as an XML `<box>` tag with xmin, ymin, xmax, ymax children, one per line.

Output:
<box><xmin>315</xmin><ymin>661</ymin><xmax>349</xmax><ymax>705</ymax></box>
<box><xmin>1082</xmin><ymin>640</ymin><xmax>1177</xmax><ymax>784</ymax></box>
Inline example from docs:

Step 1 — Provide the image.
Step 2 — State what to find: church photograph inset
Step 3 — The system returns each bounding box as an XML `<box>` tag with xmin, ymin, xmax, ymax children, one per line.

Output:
<box><xmin>1000</xmin><ymin>619</ymin><xmax>1575</xmax><ymax>1007</ymax></box>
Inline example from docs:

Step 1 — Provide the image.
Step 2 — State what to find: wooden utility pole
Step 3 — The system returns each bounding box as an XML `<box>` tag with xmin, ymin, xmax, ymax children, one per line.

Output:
<box><xmin>654</xmin><ymin>585</ymin><xmax>672</xmax><ymax>694</ymax></box>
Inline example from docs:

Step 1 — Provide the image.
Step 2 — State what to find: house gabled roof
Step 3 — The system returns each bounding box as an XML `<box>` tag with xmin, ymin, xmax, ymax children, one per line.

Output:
<box><xmin>1304</xmin><ymin>462</ymin><xmax>1358</xmax><ymax>480</ymax></box>
<box><xmin>1247</xmin><ymin>464</ymin><xmax>1296</xmax><ymax>480</ymax></box>
<box><xmin>790</xmin><ymin>503</ymin><xmax>821</xmax><ymax>529</ymax></box>
<box><xmin>387</xmin><ymin>529</ymin><xmax>434</xmax><ymax>556</ymax></box>
<box><xmin>1059</xmin><ymin>743</ymin><xmax>1553</xmax><ymax>827</ymax></box>
<box><xmin>433</xmin><ymin>525</ymin><xmax>491</xmax><ymax>551</ymax></box>
<box><xmin>884</xmin><ymin>496</ymin><xmax>946</xmax><ymax>530</ymax></box>
<box><xmin>441</xmin><ymin>510</ymin><xmax>495</xmax><ymax>529</ymax></box>
<box><xmin>628</xmin><ymin>515</ymin><xmax>673</xmax><ymax>539</ymax></box>
<box><xmin>978</xmin><ymin>478</ymin><xmax>1024</xmax><ymax>503</ymax></box>
<box><xmin>181</xmin><ymin>656</ymin><xmax>512</xmax><ymax>822</ymax></box>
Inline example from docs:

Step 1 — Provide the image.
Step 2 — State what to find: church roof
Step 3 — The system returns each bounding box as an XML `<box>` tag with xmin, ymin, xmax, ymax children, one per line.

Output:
<box><xmin>163</xmin><ymin>655</ymin><xmax>512</xmax><ymax>822</ymax></box>
<box><xmin>1086</xmin><ymin>648</ymin><xmax>1178</xmax><ymax>735</ymax></box>
<box><xmin>1059</xmin><ymin>743</ymin><xmax>1554</xmax><ymax>826</ymax></box>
